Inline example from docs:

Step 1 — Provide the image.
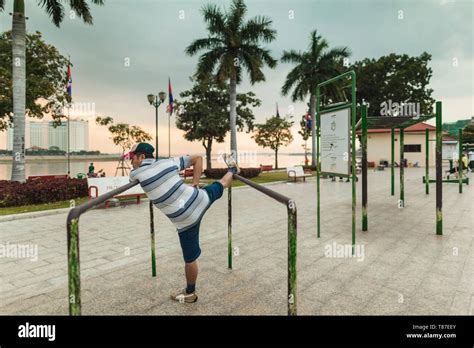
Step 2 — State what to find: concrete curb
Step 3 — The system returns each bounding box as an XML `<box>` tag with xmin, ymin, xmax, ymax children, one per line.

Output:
<box><xmin>0</xmin><ymin>178</ymin><xmax>317</xmax><ymax>223</ymax></box>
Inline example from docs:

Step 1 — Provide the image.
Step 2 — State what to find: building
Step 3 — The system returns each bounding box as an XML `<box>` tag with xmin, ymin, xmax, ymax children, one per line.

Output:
<box><xmin>6</xmin><ymin>118</ymin><xmax>89</xmax><ymax>152</ymax></box>
<box><xmin>363</xmin><ymin>122</ymin><xmax>437</xmax><ymax>167</ymax></box>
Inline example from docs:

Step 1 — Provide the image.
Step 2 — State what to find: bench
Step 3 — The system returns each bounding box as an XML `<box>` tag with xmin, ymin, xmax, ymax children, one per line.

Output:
<box><xmin>260</xmin><ymin>164</ymin><xmax>273</xmax><ymax>172</ymax></box>
<box><xmin>287</xmin><ymin>166</ymin><xmax>312</xmax><ymax>182</ymax></box>
<box><xmin>87</xmin><ymin>177</ymin><xmax>145</xmax><ymax>208</ymax></box>
<box><xmin>27</xmin><ymin>174</ymin><xmax>69</xmax><ymax>181</ymax></box>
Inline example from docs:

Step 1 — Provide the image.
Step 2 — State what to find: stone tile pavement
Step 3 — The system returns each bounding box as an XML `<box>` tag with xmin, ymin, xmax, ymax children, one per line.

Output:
<box><xmin>0</xmin><ymin>168</ymin><xmax>472</xmax><ymax>315</ymax></box>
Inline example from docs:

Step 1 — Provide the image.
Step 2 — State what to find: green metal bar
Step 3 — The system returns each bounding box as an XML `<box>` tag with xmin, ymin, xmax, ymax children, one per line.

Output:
<box><xmin>361</xmin><ymin>104</ymin><xmax>368</xmax><ymax>232</ymax></box>
<box><xmin>423</xmin><ymin>176</ymin><xmax>469</xmax><ymax>184</ymax></box>
<box><xmin>149</xmin><ymin>201</ymin><xmax>157</xmax><ymax>277</ymax></box>
<box><xmin>435</xmin><ymin>101</ymin><xmax>443</xmax><ymax>235</ymax></box>
<box><xmin>351</xmin><ymin>72</ymin><xmax>357</xmax><ymax>255</ymax></box>
<box><xmin>317</xmin><ymin>70</ymin><xmax>355</xmax><ymax>88</ymax></box>
<box><xmin>287</xmin><ymin>201</ymin><xmax>297</xmax><ymax>316</ymax></box>
<box><xmin>227</xmin><ymin>186</ymin><xmax>232</xmax><ymax>269</ymax></box>
<box><xmin>458</xmin><ymin>128</ymin><xmax>463</xmax><ymax>194</ymax></box>
<box><xmin>316</xmin><ymin>86</ymin><xmax>321</xmax><ymax>239</ymax></box>
<box><xmin>66</xmin><ymin>180</ymin><xmax>139</xmax><ymax>316</ymax></box>
<box><xmin>391</xmin><ymin>128</ymin><xmax>395</xmax><ymax>196</ymax></box>
<box><xmin>449</xmin><ymin>159</ymin><xmax>453</xmax><ymax>172</ymax></box>
<box><xmin>400</xmin><ymin>128</ymin><xmax>404</xmax><ymax>207</ymax></box>
<box><xmin>319</xmin><ymin>102</ymin><xmax>353</xmax><ymax>114</ymax></box>
<box><xmin>233</xmin><ymin>174</ymin><xmax>297</xmax><ymax>316</ymax></box>
<box><xmin>425</xmin><ymin>129</ymin><xmax>429</xmax><ymax>195</ymax></box>
<box><xmin>68</xmin><ymin>218</ymin><xmax>81</xmax><ymax>316</ymax></box>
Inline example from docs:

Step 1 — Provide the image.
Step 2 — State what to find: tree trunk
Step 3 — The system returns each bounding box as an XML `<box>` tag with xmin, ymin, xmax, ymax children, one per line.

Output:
<box><xmin>229</xmin><ymin>74</ymin><xmax>238</xmax><ymax>160</ymax></box>
<box><xmin>275</xmin><ymin>148</ymin><xmax>278</xmax><ymax>169</ymax></box>
<box><xmin>310</xmin><ymin>93</ymin><xmax>316</xmax><ymax>167</ymax></box>
<box><xmin>11</xmin><ymin>0</ymin><xmax>26</xmax><ymax>182</ymax></box>
<box><xmin>205</xmin><ymin>137</ymin><xmax>212</xmax><ymax>169</ymax></box>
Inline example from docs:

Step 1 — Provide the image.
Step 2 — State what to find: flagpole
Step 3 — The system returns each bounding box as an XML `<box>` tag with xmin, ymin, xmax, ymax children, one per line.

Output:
<box><xmin>67</xmin><ymin>56</ymin><xmax>71</xmax><ymax>177</ymax></box>
<box><xmin>168</xmin><ymin>112</ymin><xmax>171</xmax><ymax>158</ymax></box>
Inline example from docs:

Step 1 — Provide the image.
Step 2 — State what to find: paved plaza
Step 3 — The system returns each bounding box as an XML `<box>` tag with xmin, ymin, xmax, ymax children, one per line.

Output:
<box><xmin>0</xmin><ymin>168</ymin><xmax>472</xmax><ymax>315</ymax></box>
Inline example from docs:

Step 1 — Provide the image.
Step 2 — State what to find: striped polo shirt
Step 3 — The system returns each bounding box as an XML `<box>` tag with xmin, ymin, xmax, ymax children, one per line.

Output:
<box><xmin>129</xmin><ymin>156</ymin><xmax>210</xmax><ymax>232</ymax></box>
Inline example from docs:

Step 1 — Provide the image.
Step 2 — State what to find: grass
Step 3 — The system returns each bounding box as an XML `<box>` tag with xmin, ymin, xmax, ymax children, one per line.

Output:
<box><xmin>0</xmin><ymin>170</ymin><xmax>316</xmax><ymax>216</ymax></box>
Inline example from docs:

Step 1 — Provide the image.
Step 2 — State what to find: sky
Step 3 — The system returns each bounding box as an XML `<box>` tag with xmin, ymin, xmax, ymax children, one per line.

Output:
<box><xmin>0</xmin><ymin>0</ymin><xmax>472</xmax><ymax>155</ymax></box>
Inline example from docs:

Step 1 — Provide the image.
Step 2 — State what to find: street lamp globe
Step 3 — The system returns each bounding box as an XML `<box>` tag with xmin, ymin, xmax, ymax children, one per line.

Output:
<box><xmin>147</xmin><ymin>94</ymin><xmax>155</xmax><ymax>105</ymax></box>
<box><xmin>158</xmin><ymin>91</ymin><xmax>166</xmax><ymax>102</ymax></box>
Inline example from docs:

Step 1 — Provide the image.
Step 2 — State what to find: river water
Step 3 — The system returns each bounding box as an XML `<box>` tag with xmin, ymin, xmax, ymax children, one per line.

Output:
<box><xmin>0</xmin><ymin>153</ymin><xmax>308</xmax><ymax>179</ymax></box>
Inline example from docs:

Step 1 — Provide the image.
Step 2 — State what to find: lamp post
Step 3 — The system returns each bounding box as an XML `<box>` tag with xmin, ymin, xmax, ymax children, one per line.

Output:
<box><xmin>147</xmin><ymin>92</ymin><xmax>166</xmax><ymax>158</ymax></box>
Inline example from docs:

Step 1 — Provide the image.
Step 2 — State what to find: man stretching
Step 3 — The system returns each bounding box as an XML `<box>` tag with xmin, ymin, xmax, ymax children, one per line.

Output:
<box><xmin>127</xmin><ymin>143</ymin><xmax>239</xmax><ymax>303</ymax></box>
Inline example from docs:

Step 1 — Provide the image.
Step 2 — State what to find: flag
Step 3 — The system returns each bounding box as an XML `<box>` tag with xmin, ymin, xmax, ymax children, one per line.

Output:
<box><xmin>66</xmin><ymin>64</ymin><xmax>72</xmax><ymax>97</ymax></box>
<box><xmin>168</xmin><ymin>77</ymin><xmax>174</xmax><ymax>115</ymax></box>
<box><xmin>276</xmin><ymin>102</ymin><xmax>280</xmax><ymax>117</ymax></box>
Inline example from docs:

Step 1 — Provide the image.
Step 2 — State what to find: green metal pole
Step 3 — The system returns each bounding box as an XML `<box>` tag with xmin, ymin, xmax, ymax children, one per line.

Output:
<box><xmin>68</xmin><ymin>218</ymin><xmax>81</xmax><ymax>315</ymax></box>
<box><xmin>391</xmin><ymin>128</ymin><xmax>395</xmax><ymax>196</ymax></box>
<box><xmin>351</xmin><ymin>73</ymin><xmax>357</xmax><ymax>255</ymax></box>
<box><xmin>425</xmin><ymin>129</ymin><xmax>429</xmax><ymax>194</ymax></box>
<box><xmin>228</xmin><ymin>186</ymin><xmax>232</xmax><ymax>269</ymax></box>
<box><xmin>435</xmin><ymin>101</ymin><xmax>443</xmax><ymax>235</ymax></box>
<box><xmin>287</xmin><ymin>201</ymin><xmax>297</xmax><ymax>316</ymax></box>
<box><xmin>458</xmin><ymin>129</ymin><xmax>463</xmax><ymax>194</ymax></box>
<box><xmin>400</xmin><ymin>128</ymin><xmax>404</xmax><ymax>207</ymax></box>
<box><xmin>149</xmin><ymin>201</ymin><xmax>157</xmax><ymax>277</ymax></box>
<box><xmin>449</xmin><ymin>159</ymin><xmax>453</xmax><ymax>172</ymax></box>
<box><xmin>316</xmin><ymin>87</ymin><xmax>321</xmax><ymax>238</ymax></box>
<box><xmin>361</xmin><ymin>104</ymin><xmax>368</xmax><ymax>231</ymax></box>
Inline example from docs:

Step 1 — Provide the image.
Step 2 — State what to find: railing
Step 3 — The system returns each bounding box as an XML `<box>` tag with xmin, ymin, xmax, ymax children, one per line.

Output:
<box><xmin>66</xmin><ymin>180</ymin><xmax>156</xmax><ymax>315</ymax></box>
<box><xmin>228</xmin><ymin>174</ymin><xmax>297</xmax><ymax>316</ymax></box>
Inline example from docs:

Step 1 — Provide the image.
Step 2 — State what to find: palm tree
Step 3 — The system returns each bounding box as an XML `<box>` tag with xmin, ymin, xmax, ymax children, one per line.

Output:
<box><xmin>186</xmin><ymin>0</ymin><xmax>277</xmax><ymax>159</ymax></box>
<box><xmin>281</xmin><ymin>30</ymin><xmax>351</xmax><ymax>166</ymax></box>
<box><xmin>0</xmin><ymin>0</ymin><xmax>104</xmax><ymax>182</ymax></box>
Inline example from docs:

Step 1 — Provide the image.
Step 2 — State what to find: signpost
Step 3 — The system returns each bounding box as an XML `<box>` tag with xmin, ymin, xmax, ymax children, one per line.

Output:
<box><xmin>320</xmin><ymin>107</ymin><xmax>351</xmax><ymax>176</ymax></box>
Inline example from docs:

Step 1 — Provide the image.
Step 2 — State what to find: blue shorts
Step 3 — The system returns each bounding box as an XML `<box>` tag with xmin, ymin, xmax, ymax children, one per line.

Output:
<box><xmin>178</xmin><ymin>181</ymin><xmax>224</xmax><ymax>263</ymax></box>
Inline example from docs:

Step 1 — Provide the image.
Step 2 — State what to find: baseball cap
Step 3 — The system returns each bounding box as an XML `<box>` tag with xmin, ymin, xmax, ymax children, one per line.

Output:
<box><xmin>123</xmin><ymin>143</ymin><xmax>155</xmax><ymax>159</ymax></box>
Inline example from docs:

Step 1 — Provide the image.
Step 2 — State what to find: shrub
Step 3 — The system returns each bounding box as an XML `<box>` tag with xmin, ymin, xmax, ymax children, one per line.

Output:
<box><xmin>0</xmin><ymin>178</ymin><xmax>88</xmax><ymax>208</ymax></box>
<box><xmin>204</xmin><ymin>167</ymin><xmax>261</xmax><ymax>179</ymax></box>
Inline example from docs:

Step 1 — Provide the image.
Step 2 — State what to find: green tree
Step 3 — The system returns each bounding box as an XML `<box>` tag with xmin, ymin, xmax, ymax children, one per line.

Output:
<box><xmin>352</xmin><ymin>52</ymin><xmax>435</xmax><ymax>116</ymax></box>
<box><xmin>0</xmin><ymin>31</ymin><xmax>70</xmax><ymax>131</ymax></box>
<box><xmin>185</xmin><ymin>0</ymin><xmax>277</xmax><ymax>160</ymax></box>
<box><xmin>175</xmin><ymin>76</ymin><xmax>260</xmax><ymax>169</ymax></box>
<box><xmin>281</xmin><ymin>30</ymin><xmax>351</xmax><ymax>166</ymax></box>
<box><xmin>298</xmin><ymin>109</ymin><xmax>311</xmax><ymax>166</ymax></box>
<box><xmin>462</xmin><ymin>119</ymin><xmax>474</xmax><ymax>146</ymax></box>
<box><xmin>0</xmin><ymin>0</ymin><xmax>104</xmax><ymax>182</ymax></box>
<box><xmin>95</xmin><ymin>116</ymin><xmax>151</xmax><ymax>176</ymax></box>
<box><xmin>252</xmin><ymin>114</ymin><xmax>294</xmax><ymax>169</ymax></box>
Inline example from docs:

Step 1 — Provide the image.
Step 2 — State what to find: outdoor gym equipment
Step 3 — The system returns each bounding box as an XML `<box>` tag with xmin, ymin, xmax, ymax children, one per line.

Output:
<box><xmin>423</xmin><ymin>128</ymin><xmax>469</xmax><ymax>191</ymax></box>
<box><xmin>67</xmin><ymin>176</ymin><xmax>298</xmax><ymax>316</ymax></box>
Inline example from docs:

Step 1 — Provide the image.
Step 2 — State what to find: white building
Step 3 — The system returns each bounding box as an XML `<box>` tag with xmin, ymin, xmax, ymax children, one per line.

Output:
<box><xmin>6</xmin><ymin>118</ymin><xmax>89</xmax><ymax>151</ymax></box>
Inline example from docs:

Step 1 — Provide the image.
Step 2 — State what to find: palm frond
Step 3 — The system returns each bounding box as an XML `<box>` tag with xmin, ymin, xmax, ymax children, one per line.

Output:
<box><xmin>37</xmin><ymin>0</ymin><xmax>65</xmax><ymax>27</ymax></box>
<box><xmin>185</xmin><ymin>37</ymin><xmax>224</xmax><ymax>56</ymax></box>
<box><xmin>201</xmin><ymin>3</ymin><xmax>227</xmax><ymax>37</ymax></box>
<box><xmin>196</xmin><ymin>47</ymin><xmax>226</xmax><ymax>80</ymax></box>
<box><xmin>228</xmin><ymin>0</ymin><xmax>247</xmax><ymax>32</ymax></box>
<box><xmin>281</xmin><ymin>49</ymin><xmax>304</xmax><ymax>64</ymax></box>
<box><xmin>241</xmin><ymin>16</ymin><xmax>276</xmax><ymax>43</ymax></box>
<box><xmin>0</xmin><ymin>0</ymin><xmax>5</xmax><ymax>12</ymax></box>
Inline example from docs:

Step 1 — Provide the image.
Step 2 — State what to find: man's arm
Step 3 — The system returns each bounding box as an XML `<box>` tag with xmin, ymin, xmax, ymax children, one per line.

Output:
<box><xmin>189</xmin><ymin>155</ymin><xmax>203</xmax><ymax>187</ymax></box>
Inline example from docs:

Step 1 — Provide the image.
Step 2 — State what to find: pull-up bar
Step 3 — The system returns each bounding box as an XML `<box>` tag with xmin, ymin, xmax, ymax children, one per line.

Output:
<box><xmin>66</xmin><ymin>180</ymin><xmax>156</xmax><ymax>315</ymax></box>
<box><xmin>227</xmin><ymin>174</ymin><xmax>298</xmax><ymax>316</ymax></box>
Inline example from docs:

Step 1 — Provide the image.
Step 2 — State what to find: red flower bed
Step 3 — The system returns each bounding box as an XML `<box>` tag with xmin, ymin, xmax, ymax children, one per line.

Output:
<box><xmin>0</xmin><ymin>178</ymin><xmax>88</xmax><ymax>208</ymax></box>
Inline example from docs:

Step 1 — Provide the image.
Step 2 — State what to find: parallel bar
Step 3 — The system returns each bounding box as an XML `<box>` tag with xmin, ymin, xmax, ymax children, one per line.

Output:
<box><xmin>400</xmin><ymin>128</ymin><xmax>404</xmax><ymax>207</ymax></box>
<box><xmin>316</xmin><ymin>87</ymin><xmax>321</xmax><ymax>238</ymax></box>
<box><xmin>391</xmin><ymin>128</ymin><xmax>395</xmax><ymax>196</ymax></box>
<box><xmin>458</xmin><ymin>128</ymin><xmax>463</xmax><ymax>194</ymax></box>
<box><xmin>435</xmin><ymin>101</ymin><xmax>443</xmax><ymax>235</ymax></box>
<box><xmin>351</xmin><ymin>73</ymin><xmax>357</xmax><ymax>255</ymax></box>
<box><xmin>67</xmin><ymin>180</ymin><xmax>140</xmax><ymax>316</ymax></box>
<box><xmin>425</xmin><ymin>129</ymin><xmax>429</xmax><ymax>195</ymax></box>
<box><xmin>233</xmin><ymin>174</ymin><xmax>297</xmax><ymax>316</ymax></box>
<box><xmin>149</xmin><ymin>201</ymin><xmax>157</xmax><ymax>277</ymax></box>
<box><xmin>317</xmin><ymin>70</ymin><xmax>354</xmax><ymax>88</ymax></box>
<box><xmin>227</xmin><ymin>186</ymin><xmax>232</xmax><ymax>269</ymax></box>
<box><xmin>361</xmin><ymin>104</ymin><xmax>368</xmax><ymax>231</ymax></box>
